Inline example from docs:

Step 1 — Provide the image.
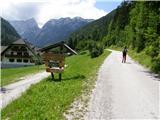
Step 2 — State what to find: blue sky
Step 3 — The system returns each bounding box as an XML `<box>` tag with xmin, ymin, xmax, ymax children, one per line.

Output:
<box><xmin>95</xmin><ymin>1</ymin><xmax>122</xmax><ymax>13</ymax></box>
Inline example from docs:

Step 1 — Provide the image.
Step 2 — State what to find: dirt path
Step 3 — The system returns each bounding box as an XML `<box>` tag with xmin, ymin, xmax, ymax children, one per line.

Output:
<box><xmin>85</xmin><ymin>50</ymin><xmax>159</xmax><ymax>119</ymax></box>
<box><xmin>0</xmin><ymin>71</ymin><xmax>50</xmax><ymax>109</ymax></box>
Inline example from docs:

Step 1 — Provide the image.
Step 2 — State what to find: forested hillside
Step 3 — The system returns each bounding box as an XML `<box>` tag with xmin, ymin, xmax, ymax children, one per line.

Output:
<box><xmin>67</xmin><ymin>1</ymin><xmax>160</xmax><ymax>73</ymax></box>
<box><xmin>67</xmin><ymin>10</ymin><xmax>116</xmax><ymax>50</ymax></box>
<box><xmin>1</xmin><ymin>18</ymin><xmax>21</xmax><ymax>46</ymax></box>
<box><xmin>104</xmin><ymin>1</ymin><xmax>160</xmax><ymax>73</ymax></box>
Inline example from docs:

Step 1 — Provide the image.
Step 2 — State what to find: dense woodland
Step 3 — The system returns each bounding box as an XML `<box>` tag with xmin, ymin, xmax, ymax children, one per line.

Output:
<box><xmin>67</xmin><ymin>1</ymin><xmax>160</xmax><ymax>73</ymax></box>
<box><xmin>67</xmin><ymin>9</ymin><xmax>116</xmax><ymax>50</ymax></box>
<box><xmin>1</xmin><ymin>18</ymin><xmax>21</xmax><ymax>46</ymax></box>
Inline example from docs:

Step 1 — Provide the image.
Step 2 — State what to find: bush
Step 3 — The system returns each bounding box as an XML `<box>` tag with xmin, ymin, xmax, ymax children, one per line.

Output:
<box><xmin>90</xmin><ymin>48</ymin><xmax>99</xmax><ymax>58</ymax></box>
<box><xmin>89</xmin><ymin>42</ymin><xmax>104</xmax><ymax>58</ymax></box>
<box><xmin>76</xmin><ymin>40</ymin><xmax>94</xmax><ymax>51</ymax></box>
<box><xmin>145</xmin><ymin>45</ymin><xmax>159</xmax><ymax>58</ymax></box>
<box><xmin>79</xmin><ymin>51</ymin><xmax>87</xmax><ymax>55</ymax></box>
<box><xmin>151</xmin><ymin>54</ymin><xmax>160</xmax><ymax>73</ymax></box>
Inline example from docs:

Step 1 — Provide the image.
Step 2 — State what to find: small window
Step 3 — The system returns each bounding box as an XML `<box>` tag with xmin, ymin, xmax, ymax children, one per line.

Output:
<box><xmin>23</xmin><ymin>59</ymin><xmax>28</xmax><ymax>63</ymax></box>
<box><xmin>12</xmin><ymin>46</ymin><xmax>18</xmax><ymax>51</ymax></box>
<box><xmin>24</xmin><ymin>52</ymin><xmax>29</xmax><ymax>56</ymax></box>
<box><xmin>30</xmin><ymin>59</ymin><xmax>34</xmax><ymax>63</ymax></box>
<box><xmin>11</xmin><ymin>52</ymin><xmax>14</xmax><ymax>55</ymax></box>
<box><xmin>21</xmin><ymin>46</ymin><xmax>27</xmax><ymax>51</ymax></box>
<box><xmin>17</xmin><ymin>59</ymin><xmax>22</xmax><ymax>62</ymax></box>
<box><xmin>17</xmin><ymin>52</ymin><xmax>22</xmax><ymax>56</ymax></box>
<box><xmin>9</xmin><ymin>59</ymin><xmax>14</xmax><ymax>62</ymax></box>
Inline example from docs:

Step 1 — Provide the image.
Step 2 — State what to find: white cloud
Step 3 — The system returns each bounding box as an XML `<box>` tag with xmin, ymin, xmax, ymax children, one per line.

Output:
<box><xmin>1</xmin><ymin>0</ymin><xmax>107</xmax><ymax>27</ymax></box>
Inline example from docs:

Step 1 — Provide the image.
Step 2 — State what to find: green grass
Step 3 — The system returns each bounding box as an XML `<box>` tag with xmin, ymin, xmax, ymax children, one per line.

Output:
<box><xmin>128</xmin><ymin>50</ymin><xmax>152</xmax><ymax>69</ymax></box>
<box><xmin>1</xmin><ymin>65</ymin><xmax>45</xmax><ymax>86</ymax></box>
<box><xmin>2</xmin><ymin>50</ymin><xmax>111</xmax><ymax>120</ymax></box>
<box><xmin>107</xmin><ymin>45</ymin><xmax>122</xmax><ymax>51</ymax></box>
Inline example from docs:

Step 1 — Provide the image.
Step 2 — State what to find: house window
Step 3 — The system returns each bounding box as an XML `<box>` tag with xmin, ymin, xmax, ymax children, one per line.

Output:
<box><xmin>12</xmin><ymin>46</ymin><xmax>18</xmax><ymax>51</ymax></box>
<box><xmin>23</xmin><ymin>59</ymin><xmax>28</xmax><ymax>63</ymax></box>
<box><xmin>17</xmin><ymin>52</ymin><xmax>22</xmax><ymax>56</ymax></box>
<box><xmin>21</xmin><ymin>46</ymin><xmax>27</xmax><ymax>51</ymax></box>
<box><xmin>9</xmin><ymin>59</ymin><xmax>14</xmax><ymax>62</ymax></box>
<box><xmin>11</xmin><ymin>52</ymin><xmax>14</xmax><ymax>55</ymax></box>
<box><xmin>17</xmin><ymin>59</ymin><xmax>22</xmax><ymax>62</ymax></box>
<box><xmin>30</xmin><ymin>59</ymin><xmax>34</xmax><ymax>63</ymax></box>
<box><xmin>24</xmin><ymin>52</ymin><xmax>29</xmax><ymax>56</ymax></box>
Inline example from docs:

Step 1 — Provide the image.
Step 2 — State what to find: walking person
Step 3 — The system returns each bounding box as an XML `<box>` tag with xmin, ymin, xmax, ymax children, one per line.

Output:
<box><xmin>122</xmin><ymin>46</ymin><xmax>128</xmax><ymax>63</ymax></box>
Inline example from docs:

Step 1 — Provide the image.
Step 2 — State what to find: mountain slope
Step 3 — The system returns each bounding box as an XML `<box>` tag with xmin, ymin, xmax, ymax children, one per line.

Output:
<box><xmin>34</xmin><ymin>17</ymin><xmax>93</xmax><ymax>47</ymax></box>
<box><xmin>104</xmin><ymin>1</ymin><xmax>160</xmax><ymax>73</ymax></box>
<box><xmin>1</xmin><ymin>17</ymin><xmax>21</xmax><ymax>46</ymax></box>
<box><xmin>67</xmin><ymin>10</ymin><xmax>116</xmax><ymax>49</ymax></box>
<box><xmin>67</xmin><ymin>1</ymin><xmax>160</xmax><ymax>73</ymax></box>
<box><xmin>10</xmin><ymin>18</ymin><xmax>40</xmax><ymax>44</ymax></box>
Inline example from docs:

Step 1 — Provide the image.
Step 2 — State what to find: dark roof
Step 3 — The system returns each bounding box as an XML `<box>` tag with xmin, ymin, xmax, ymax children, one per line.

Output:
<box><xmin>1</xmin><ymin>39</ymin><xmax>38</xmax><ymax>56</ymax></box>
<box><xmin>40</xmin><ymin>41</ymin><xmax>77</xmax><ymax>55</ymax></box>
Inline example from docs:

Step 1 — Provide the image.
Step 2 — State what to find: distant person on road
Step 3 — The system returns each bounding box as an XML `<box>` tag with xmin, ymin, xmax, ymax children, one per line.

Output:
<box><xmin>122</xmin><ymin>46</ymin><xmax>128</xmax><ymax>63</ymax></box>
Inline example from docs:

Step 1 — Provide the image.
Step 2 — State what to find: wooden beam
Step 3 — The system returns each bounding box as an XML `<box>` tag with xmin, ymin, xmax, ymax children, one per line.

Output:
<box><xmin>63</xmin><ymin>44</ymin><xmax>77</xmax><ymax>55</ymax></box>
<box><xmin>39</xmin><ymin>41</ymin><xmax>77</xmax><ymax>55</ymax></box>
<box><xmin>40</xmin><ymin>41</ymin><xmax>64</xmax><ymax>52</ymax></box>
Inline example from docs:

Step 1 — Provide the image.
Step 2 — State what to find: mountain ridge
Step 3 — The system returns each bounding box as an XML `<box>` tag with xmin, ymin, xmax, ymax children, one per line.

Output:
<box><xmin>34</xmin><ymin>17</ymin><xmax>93</xmax><ymax>47</ymax></box>
<box><xmin>10</xmin><ymin>17</ymin><xmax>93</xmax><ymax>47</ymax></box>
<box><xmin>10</xmin><ymin>18</ymin><xmax>40</xmax><ymax>45</ymax></box>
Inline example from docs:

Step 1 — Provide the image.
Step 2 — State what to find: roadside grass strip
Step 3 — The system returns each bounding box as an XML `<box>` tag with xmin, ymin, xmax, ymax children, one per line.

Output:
<box><xmin>1</xmin><ymin>65</ymin><xmax>45</xmax><ymax>86</ymax></box>
<box><xmin>2</xmin><ymin>50</ymin><xmax>111</xmax><ymax>120</ymax></box>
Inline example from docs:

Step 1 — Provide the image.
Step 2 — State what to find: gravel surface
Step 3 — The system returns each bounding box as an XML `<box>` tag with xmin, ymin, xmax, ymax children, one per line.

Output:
<box><xmin>0</xmin><ymin>71</ymin><xmax>50</xmax><ymax>109</ymax></box>
<box><xmin>85</xmin><ymin>50</ymin><xmax>159</xmax><ymax>120</ymax></box>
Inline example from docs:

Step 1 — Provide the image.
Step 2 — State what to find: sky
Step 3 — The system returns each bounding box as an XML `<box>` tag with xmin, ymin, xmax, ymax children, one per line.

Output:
<box><xmin>0</xmin><ymin>0</ymin><xmax>122</xmax><ymax>27</ymax></box>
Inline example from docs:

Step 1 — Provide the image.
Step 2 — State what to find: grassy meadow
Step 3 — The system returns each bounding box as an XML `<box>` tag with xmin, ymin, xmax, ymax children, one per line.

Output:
<box><xmin>1</xmin><ymin>65</ymin><xmax>45</xmax><ymax>86</ymax></box>
<box><xmin>128</xmin><ymin>50</ymin><xmax>152</xmax><ymax>70</ymax></box>
<box><xmin>2</xmin><ymin>50</ymin><xmax>111</xmax><ymax>120</ymax></box>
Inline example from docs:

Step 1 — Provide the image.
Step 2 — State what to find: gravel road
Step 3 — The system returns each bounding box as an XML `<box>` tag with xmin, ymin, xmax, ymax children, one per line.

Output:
<box><xmin>0</xmin><ymin>71</ymin><xmax>50</xmax><ymax>109</ymax></box>
<box><xmin>85</xmin><ymin>50</ymin><xmax>159</xmax><ymax>120</ymax></box>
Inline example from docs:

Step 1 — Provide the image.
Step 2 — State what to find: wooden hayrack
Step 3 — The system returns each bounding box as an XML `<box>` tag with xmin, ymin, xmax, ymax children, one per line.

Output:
<box><xmin>40</xmin><ymin>41</ymin><xmax>77</xmax><ymax>81</ymax></box>
<box><xmin>42</xmin><ymin>52</ymin><xmax>65</xmax><ymax>80</ymax></box>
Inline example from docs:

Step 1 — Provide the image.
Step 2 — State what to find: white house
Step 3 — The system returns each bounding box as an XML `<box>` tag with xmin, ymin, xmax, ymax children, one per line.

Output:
<box><xmin>1</xmin><ymin>39</ymin><xmax>39</xmax><ymax>68</ymax></box>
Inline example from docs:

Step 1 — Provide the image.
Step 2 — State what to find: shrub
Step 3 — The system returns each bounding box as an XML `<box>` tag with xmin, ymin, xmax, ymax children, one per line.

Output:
<box><xmin>151</xmin><ymin>54</ymin><xmax>160</xmax><ymax>73</ymax></box>
<box><xmin>76</xmin><ymin>40</ymin><xmax>94</xmax><ymax>51</ymax></box>
<box><xmin>89</xmin><ymin>42</ymin><xmax>104</xmax><ymax>58</ymax></box>
<box><xmin>145</xmin><ymin>45</ymin><xmax>159</xmax><ymax>58</ymax></box>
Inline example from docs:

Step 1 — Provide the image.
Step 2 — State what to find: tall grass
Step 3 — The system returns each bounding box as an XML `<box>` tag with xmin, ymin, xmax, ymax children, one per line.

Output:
<box><xmin>128</xmin><ymin>50</ymin><xmax>152</xmax><ymax>69</ymax></box>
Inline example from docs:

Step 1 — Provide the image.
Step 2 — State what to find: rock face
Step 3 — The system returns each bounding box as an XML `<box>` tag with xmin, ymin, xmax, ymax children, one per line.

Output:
<box><xmin>10</xmin><ymin>18</ymin><xmax>40</xmax><ymax>45</ymax></box>
<box><xmin>1</xmin><ymin>17</ymin><xmax>21</xmax><ymax>46</ymax></box>
<box><xmin>10</xmin><ymin>17</ymin><xmax>93</xmax><ymax>47</ymax></box>
<box><xmin>34</xmin><ymin>17</ymin><xmax>93</xmax><ymax>47</ymax></box>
